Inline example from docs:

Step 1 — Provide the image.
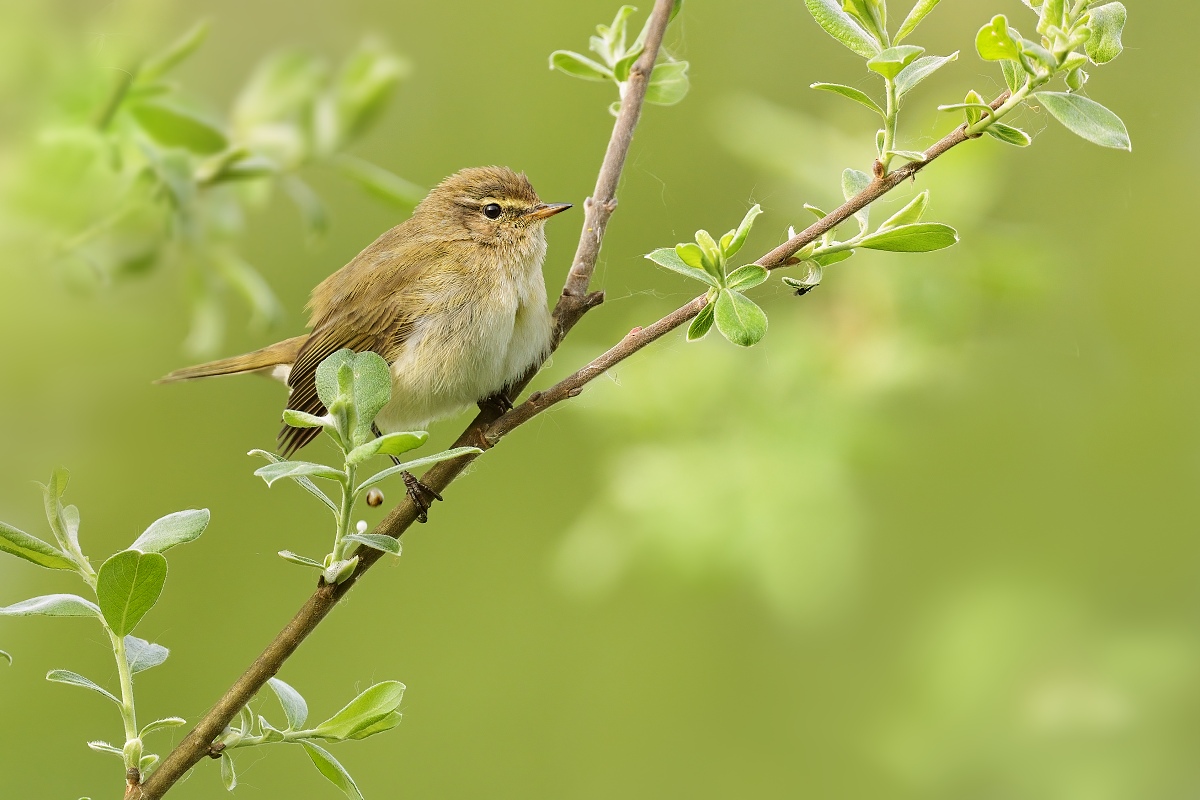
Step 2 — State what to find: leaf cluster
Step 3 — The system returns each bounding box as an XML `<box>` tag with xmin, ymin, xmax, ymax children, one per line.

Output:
<box><xmin>550</xmin><ymin>2</ymin><xmax>689</xmax><ymax>116</ymax></box>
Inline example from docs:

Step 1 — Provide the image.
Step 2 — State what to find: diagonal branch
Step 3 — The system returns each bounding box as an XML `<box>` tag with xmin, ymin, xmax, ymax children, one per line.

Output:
<box><xmin>130</xmin><ymin>2</ymin><xmax>679</xmax><ymax>797</ymax></box>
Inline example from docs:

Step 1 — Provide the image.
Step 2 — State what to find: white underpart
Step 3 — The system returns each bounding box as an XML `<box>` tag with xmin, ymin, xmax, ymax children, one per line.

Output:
<box><xmin>373</xmin><ymin>230</ymin><xmax>553</xmax><ymax>434</ymax></box>
<box><xmin>270</xmin><ymin>364</ymin><xmax>292</xmax><ymax>384</ymax></box>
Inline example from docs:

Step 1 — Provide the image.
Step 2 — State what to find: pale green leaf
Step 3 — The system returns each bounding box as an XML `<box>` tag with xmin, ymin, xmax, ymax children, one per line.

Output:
<box><xmin>96</xmin><ymin>550</ymin><xmax>168</xmax><ymax>636</ymax></box>
<box><xmin>324</xmin><ymin>40</ymin><xmax>409</xmax><ymax>150</ymax></box>
<box><xmin>810</xmin><ymin>83</ymin><xmax>884</xmax><ymax>116</ymax></box>
<box><xmin>725</xmin><ymin>204</ymin><xmax>763</xmax><ymax>258</ymax></box>
<box><xmin>813</xmin><ymin>250</ymin><xmax>855</xmax><ymax>267</ymax></box>
<box><xmin>129</xmin><ymin>102</ymin><xmax>228</xmax><ymax>154</ymax></box>
<box><xmin>976</xmin><ymin>15</ymin><xmax>1022</xmax><ymax>61</ymax></box>
<box><xmin>130</xmin><ymin>509</ymin><xmax>210</xmax><ymax>554</ymax></box>
<box><xmin>726</xmin><ymin>265</ymin><xmax>769</xmax><ymax>291</ymax></box>
<box><xmin>221</xmin><ymin>752</ymin><xmax>236</xmax><ymax>791</ymax></box>
<box><xmin>140</xmin><ymin>20</ymin><xmax>211</xmax><ymax>83</ymax></box>
<box><xmin>1000</xmin><ymin>59</ymin><xmax>1025</xmax><ymax>93</ymax></box>
<box><xmin>249</xmin><ymin>450</ymin><xmax>338</xmax><ymax>514</ymax></box>
<box><xmin>645</xmin><ymin>248</ymin><xmax>720</xmax><ymax>288</ymax></box>
<box><xmin>302</xmin><ymin>743</ymin><xmax>364</xmax><ymax>800</ymax></box>
<box><xmin>278</xmin><ymin>550</ymin><xmax>326</xmax><ymax>569</ymax></box>
<box><xmin>140</xmin><ymin>717</ymin><xmax>187</xmax><ymax>738</ymax></box>
<box><xmin>46</xmin><ymin>670</ymin><xmax>120</xmax><ymax>705</ymax></box>
<box><xmin>645</xmin><ymin>61</ymin><xmax>690</xmax><ymax>106</ymax></box>
<box><xmin>842</xmin><ymin>168</ymin><xmax>872</xmax><ymax>231</ymax></box>
<box><xmin>254</xmin><ymin>460</ymin><xmax>346</xmax><ymax>487</ymax></box>
<box><xmin>333</xmin><ymin>154</ymin><xmax>425</xmax><ymax>207</ymax></box>
<box><xmin>549</xmin><ymin>50</ymin><xmax>613</xmax><ymax>81</ymax></box>
<box><xmin>857</xmin><ymin>222</ymin><xmax>959</xmax><ymax>251</ymax></box>
<box><xmin>314</xmin><ymin>681</ymin><xmax>406</xmax><ymax>741</ymax></box>
<box><xmin>1085</xmin><ymin>3</ymin><xmax>1125</xmax><ymax>65</ymax></box>
<box><xmin>0</xmin><ymin>594</ymin><xmax>101</xmax><ymax>619</ymax></box>
<box><xmin>867</xmin><ymin>45</ymin><xmax>925</xmax><ymax>79</ymax></box>
<box><xmin>687</xmin><ymin>303</ymin><xmax>715</xmax><ymax>342</ymax></box>
<box><xmin>713</xmin><ymin>290</ymin><xmax>768</xmax><ymax>348</ymax></box>
<box><xmin>895</xmin><ymin>52</ymin><xmax>958</xmax><ymax>98</ymax></box>
<box><xmin>355</xmin><ymin>447</ymin><xmax>480</xmax><ymax>494</ymax></box>
<box><xmin>0</xmin><ymin>521</ymin><xmax>76</xmax><ymax>570</ymax></box>
<box><xmin>125</xmin><ymin>635</ymin><xmax>170</xmax><ymax>674</ymax></box>
<box><xmin>803</xmin><ymin>0</ymin><xmax>881</xmax><ymax>58</ymax></box>
<box><xmin>344</xmin><ymin>533</ymin><xmax>401</xmax><ymax>555</ymax></box>
<box><xmin>985</xmin><ymin>122</ymin><xmax>1032</xmax><ymax>146</ymax></box>
<box><xmin>346</xmin><ymin>431</ymin><xmax>429</xmax><ymax>465</ymax></box>
<box><xmin>894</xmin><ymin>0</ymin><xmax>942</xmax><ymax>43</ymax></box>
<box><xmin>880</xmin><ymin>190</ymin><xmax>929</xmax><ymax>229</ymax></box>
<box><xmin>268</xmin><ymin>677</ymin><xmax>309</xmax><ymax>730</ymax></box>
<box><xmin>1036</xmin><ymin>91</ymin><xmax>1131</xmax><ymax>150</ymax></box>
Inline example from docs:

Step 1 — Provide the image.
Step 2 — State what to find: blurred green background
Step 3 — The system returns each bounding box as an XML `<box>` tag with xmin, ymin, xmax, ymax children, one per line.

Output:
<box><xmin>2</xmin><ymin>0</ymin><xmax>1197</xmax><ymax>797</ymax></box>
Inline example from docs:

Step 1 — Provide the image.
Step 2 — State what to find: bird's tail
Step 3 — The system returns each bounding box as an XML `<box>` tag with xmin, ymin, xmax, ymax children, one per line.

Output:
<box><xmin>156</xmin><ymin>335</ymin><xmax>308</xmax><ymax>384</ymax></box>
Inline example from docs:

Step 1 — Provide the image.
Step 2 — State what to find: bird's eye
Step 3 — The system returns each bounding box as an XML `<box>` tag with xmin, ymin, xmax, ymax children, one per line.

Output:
<box><xmin>483</xmin><ymin>203</ymin><xmax>502</xmax><ymax>220</ymax></box>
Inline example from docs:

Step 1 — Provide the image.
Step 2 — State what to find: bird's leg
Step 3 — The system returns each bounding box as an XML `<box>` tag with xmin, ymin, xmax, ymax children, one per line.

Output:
<box><xmin>373</xmin><ymin>424</ymin><xmax>402</xmax><ymax>467</ymax></box>
<box><xmin>478</xmin><ymin>390</ymin><xmax>514</xmax><ymax>416</ymax></box>
<box><xmin>402</xmin><ymin>471</ymin><xmax>443</xmax><ymax>524</ymax></box>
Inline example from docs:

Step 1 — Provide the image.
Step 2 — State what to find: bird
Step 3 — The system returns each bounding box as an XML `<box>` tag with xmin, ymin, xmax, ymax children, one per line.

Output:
<box><xmin>158</xmin><ymin>166</ymin><xmax>572</xmax><ymax>519</ymax></box>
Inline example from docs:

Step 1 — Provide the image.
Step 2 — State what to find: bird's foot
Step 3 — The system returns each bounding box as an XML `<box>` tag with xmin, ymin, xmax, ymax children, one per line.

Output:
<box><xmin>478</xmin><ymin>391</ymin><xmax>514</xmax><ymax>416</ymax></box>
<box><xmin>402</xmin><ymin>471</ymin><xmax>443</xmax><ymax>523</ymax></box>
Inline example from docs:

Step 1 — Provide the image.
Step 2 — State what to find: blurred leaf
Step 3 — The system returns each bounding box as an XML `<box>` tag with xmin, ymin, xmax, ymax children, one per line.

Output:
<box><xmin>842</xmin><ymin>168</ymin><xmax>871</xmax><ymax>232</ymax></box>
<box><xmin>894</xmin><ymin>0</ymin><xmax>942</xmax><ymax>43</ymax></box>
<box><xmin>130</xmin><ymin>102</ymin><xmax>228</xmax><ymax>154</ymax></box>
<box><xmin>895</xmin><ymin>52</ymin><xmax>958</xmax><ymax>98</ymax></box>
<box><xmin>1036</xmin><ymin>91</ymin><xmax>1131</xmax><ymax>150</ymax></box>
<box><xmin>250</xmin><ymin>451</ymin><xmax>338</xmax><ymax>514</ymax></box>
<box><xmin>302</xmin><ymin>743</ymin><xmax>363</xmax><ymax>800</ymax></box>
<box><xmin>268</xmin><ymin>677</ymin><xmax>309</xmax><ymax>730</ymax></box>
<box><xmin>140</xmin><ymin>718</ymin><xmax>187</xmax><ymax>738</ymax></box>
<box><xmin>867</xmin><ymin>45</ymin><xmax>925</xmax><ymax>79</ymax></box>
<box><xmin>314</xmin><ymin>681</ymin><xmax>406</xmax><ymax>740</ymax></box>
<box><xmin>130</xmin><ymin>509</ymin><xmax>210</xmax><ymax>554</ymax></box>
<box><xmin>234</xmin><ymin>50</ymin><xmax>327</xmax><ymax>131</ymax></box>
<box><xmin>810</xmin><ymin>83</ymin><xmax>884</xmax><ymax>117</ymax></box>
<box><xmin>645</xmin><ymin>248</ymin><xmax>719</xmax><ymax>288</ymax></box>
<box><xmin>714</xmin><ymin>290</ymin><xmax>768</xmax><ymax>347</ymax></box>
<box><xmin>985</xmin><ymin>122</ymin><xmax>1032</xmax><ymax>146</ymax></box>
<box><xmin>253</xmin><ymin>460</ymin><xmax>346</xmax><ymax>487</ymax></box>
<box><xmin>1086</xmin><ymin>2</ymin><xmax>1126</xmax><ymax>64</ymax></box>
<box><xmin>0</xmin><ymin>521</ymin><xmax>76</xmax><ymax>570</ymax></box>
<box><xmin>46</xmin><ymin>669</ymin><xmax>120</xmax><ymax>705</ymax></box>
<box><xmin>283</xmin><ymin>175</ymin><xmax>329</xmax><ymax>242</ymax></box>
<box><xmin>278</xmin><ymin>550</ymin><xmax>326</xmax><ymax>570</ymax></box>
<box><xmin>213</xmin><ymin>251</ymin><xmax>284</xmax><ymax>329</ymax></box>
<box><xmin>726</xmin><ymin>265</ymin><xmax>769</xmax><ymax>291</ymax></box>
<box><xmin>803</xmin><ymin>0</ymin><xmax>881</xmax><ymax>58</ymax></box>
<box><xmin>221</xmin><ymin>752</ymin><xmax>236</xmax><ymax>791</ymax></box>
<box><xmin>355</xmin><ymin>447</ymin><xmax>480</xmax><ymax>494</ymax></box>
<box><xmin>857</xmin><ymin>222</ymin><xmax>958</xmax><ymax>251</ymax></box>
<box><xmin>322</xmin><ymin>39</ymin><xmax>408</xmax><ymax>151</ymax></box>
<box><xmin>725</xmin><ymin>204</ymin><xmax>763</xmax><ymax>259</ymax></box>
<box><xmin>549</xmin><ymin>50</ymin><xmax>613</xmax><ymax>81</ymax></box>
<box><xmin>141</xmin><ymin>20</ymin><xmax>211</xmax><ymax>83</ymax></box>
<box><xmin>96</xmin><ymin>550</ymin><xmax>168</xmax><ymax>636</ymax></box>
<box><xmin>687</xmin><ymin>302</ymin><xmax>715</xmax><ymax>342</ymax></box>
<box><xmin>344</xmin><ymin>533</ymin><xmax>401</xmax><ymax>555</ymax></box>
<box><xmin>0</xmin><ymin>594</ymin><xmax>101</xmax><ymax>619</ymax></box>
<box><xmin>880</xmin><ymin>190</ymin><xmax>929</xmax><ymax>229</ymax></box>
<box><xmin>125</xmin><ymin>635</ymin><xmax>170</xmax><ymax>674</ymax></box>
<box><xmin>333</xmin><ymin>155</ymin><xmax>424</xmax><ymax>207</ymax></box>
<box><xmin>646</xmin><ymin>61</ymin><xmax>689</xmax><ymax>106</ymax></box>
<box><xmin>976</xmin><ymin>15</ymin><xmax>1022</xmax><ymax>61</ymax></box>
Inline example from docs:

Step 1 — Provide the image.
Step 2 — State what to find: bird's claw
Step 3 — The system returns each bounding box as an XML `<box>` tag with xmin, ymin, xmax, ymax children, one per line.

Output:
<box><xmin>479</xmin><ymin>391</ymin><xmax>514</xmax><ymax>415</ymax></box>
<box><xmin>402</xmin><ymin>470</ymin><xmax>442</xmax><ymax>523</ymax></box>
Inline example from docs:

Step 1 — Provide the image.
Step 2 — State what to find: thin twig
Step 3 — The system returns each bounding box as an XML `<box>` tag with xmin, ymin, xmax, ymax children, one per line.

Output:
<box><xmin>130</xmin><ymin>2</ymin><xmax>678</xmax><ymax>797</ymax></box>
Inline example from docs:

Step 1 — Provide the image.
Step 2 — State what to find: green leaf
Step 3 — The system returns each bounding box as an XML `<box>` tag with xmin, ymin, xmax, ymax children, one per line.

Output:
<box><xmin>323</xmin><ymin>557</ymin><xmax>360</xmax><ymax>585</ymax></box>
<box><xmin>302</xmin><ymin>743</ymin><xmax>364</xmax><ymax>800</ymax></box>
<box><xmin>140</xmin><ymin>754</ymin><xmax>160</xmax><ymax>775</ymax></box>
<box><xmin>726</xmin><ymin>265</ymin><xmax>769</xmax><ymax>291</ymax></box>
<box><xmin>268</xmin><ymin>677</ymin><xmax>309</xmax><ymax>730</ymax></box>
<box><xmin>0</xmin><ymin>521</ymin><xmax>77</xmax><ymax>570</ymax></box>
<box><xmin>140</xmin><ymin>717</ymin><xmax>187</xmax><ymax>739</ymax></box>
<box><xmin>813</xmin><ymin>250</ymin><xmax>855</xmax><ymax>267</ymax></box>
<box><xmin>283</xmin><ymin>176</ymin><xmax>329</xmax><ymax>242</ymax></box>
<box><xmin>1036</xmin><ymin>92</ymin><xmax>1131</xmax><ymax>150</ymax></box>
<box><xmin>894</xmin><ymin>0</ymin><xmax>943</xmax><ymax>43</ymax></box>
<box><xmin>842</xmin><ymin>0</ymin><xmax>887</xmax><ymax>42</ymax></box>
<box><xmin>809</xmin><ymin>83</ymin><xmax>885</xmax><ymax>117</ymax></box>
<box><xmin>46</xmin><ymin>670</ymin><xmax>120</xmax><ymax>705</ymax></box>
<box><xmin>895</xmin><ymin>52</ymin><xmax>959</xmax><ymax>98</ymax></box>
<box><xmin>333</xmin><ymin>154</ymin><xmax>425</xmax><ymax>207</ymax></box>
<box><xmin>40</xmin><ymin>467</ymin><xmax>71</xmax><ymax>547</ymax></box>
<box><xmin>346</xmin><ymin>431</ymin><xmax>429</xmax><ymax>465</ymax></box>
<box><xmin>645</xmin><ymin>248</ymin><xmax>720</xmax><ymax>288</ymax></box>
<box><xmin>782</xmin><ymin>262</ymin><xmax>824</xmax><ymax>294</ymax></box>
<box><xmin>1037</xmin><ymin>0</ymin><xmax>1065</xmax><ymax>36</ymax></box>
<box><xmin>346</xmin><ymin>710</ymin><xmax>403</xmax><ymax>740</ymax></box>
<box><xmin>645</xmin><ymin>61</ymin><xmax>690</xmax><ymax>106</ymax></box>
<box><xmin>315</xmin><ymin>350</ymin><xmax>393</xmax><ymax>440</ymax></box>
<box><xmin>725</xmin><ymin>205</ymin><xmax>763</xmax><ymax>259</ymax></box>
<box><xmin>130</xmin><ymin>509</ymin><xmax>210</xmax><ymax>554</ymax></box>
<box><xmin>886</xmin><ymin>150</ymin><xmax>928</xmax><ymax>162</ymax></box>
<box><xmin>687</xmin><ymin>302</ymin><xmax>716</xmax><ymax>342</ymax></box>
<box><xmin>880</xmin><ymin>190</ymin><xmax>929</xmax><ymax>229</ymax></box>
<box><xmin>1085</xmin><ymin>3</ymin><xmax>1125</xmax><ymax>65</ymax></box>
<box><xmin>278</xmin><ymin>550</ymin><xmax>326</xmax><ymax>570</ymax></box>
<box><xmin>95</xmin><ymin>550</ymin><xmax>168</xmax><ymax>636</ymax></box>
<box><xmin>976</xmin><ymin>15</ymin><xmax>1022</xmax><ymax>61</ymax></box>
<box><xmin>234</xmin><ymin>50</ymin><xmax>326</xmax><ymax>133</ymax></box>
<box><xmin>0</xmin><ymin>594</ymin><xmax>101</xmax><ymax>618</ymax></box>
<box><xmin>355</xmin><ymin>447</ymin><xmax>479</xmax><ymax>494</ymax></box>
<box><xmin>867</xmin><ymin>45</ymin><xmax>925</xmax><ymax>79</ymax></box>
<box><xmin>140</xmin><ymin>20</ymin><xmax>211</xmax><ymax>83</ymax></box>
<box><xmin>857</xmin><ymin>222</ymin><xmax>958</xmax><ymax>252</ymax></box>
<box><xmin>314</xmin><ymin>681</ymin><xmax>406</xmax><ymax>740</ymax></box>
<box><xmin>88</xmin><ymin>740</ymin><xmax>124</xmax><ymax>757</ymax></box>
<box><xmin>803</xmin><ymin>0</ymin><xmax>881</xmax><ymax>58</ymax></box>
<box><xmin>283</xmin><ymin>410</ymin><xmax>329</xmax><ymax>429</ymax></box>
<box><xmin>129</xmin><ymin>102</ymin><xmax>228</xmax><ymax>154</ymax></box>
<box><xmin>0</xmin><ymin>650</ymin><xmax>10</xmax><ymax>666</ymax></box>
<box><xmin>985</xmin><ymin>122</ymin><xmax>1032</xmax><ymax>146</ymax></box>
<box><xmin>221</xmin><ymin>752</ymin><xmax>236</xmax><ymax>792</ymax></box>
<box><xmin>842</xmin><ymin>168</ymin><xmax>872</xmax><ymax>232</ymax></box>
<box><xmin>212</xmin><ymin>251</ymin><xmax>283</xmax><ymax>329</ymax></box>
<box><xmin>344</xmin><ymin>533</ymin><xmax>401</xmax><ymax>555</ymax></box>
<box><xmin>324</xmin><ymin>40</ymin><xmax>409</xmax><ymax>150</ymax></box>
<box><xmin>125</xmin><ymin>635</ymin><xmax>170</xmax><ymax>674</ymax></box>
<box><xmin>1000</xmin><ymin>59</ymin><xmax>1025</xmax><ymax>93</ymax></box>
<box><xmin>250</xmin><ymin>450</ymin><xmax>338</xmax><ymax>515</ymax></box>
<box><xmin>549</xmin><ymin>50</ymin><xmax>613</xmax><ymax>81</ymax></box>
<box><xmin>713</xmin><ymin>290</ymin><xmax>768</xmax><ymax>348</ymax></box>
<box><xmin>254</xmin><ymin>460</ymin><xmax>346</xmax><ymax>487</ymax></box>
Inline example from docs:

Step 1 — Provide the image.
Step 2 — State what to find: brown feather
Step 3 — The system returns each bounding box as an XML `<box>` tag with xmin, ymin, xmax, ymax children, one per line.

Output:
<box><xmin>156</xmin><ymin>336</ymin><xmax>307</xmax><ymax>383</ymax></box>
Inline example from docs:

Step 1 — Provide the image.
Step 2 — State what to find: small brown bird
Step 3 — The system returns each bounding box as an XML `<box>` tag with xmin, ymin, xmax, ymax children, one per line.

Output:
<box><xmin>160</xmin><ymin>166</ymin><xmax>571</xmax><ymax>516</ymax></box>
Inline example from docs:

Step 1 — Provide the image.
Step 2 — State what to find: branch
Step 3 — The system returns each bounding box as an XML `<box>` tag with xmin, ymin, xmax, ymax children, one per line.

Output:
<box><xmin>130</xmin><ymin>2</ymin><xmax>678</xmax><ymax>797</ymax></box>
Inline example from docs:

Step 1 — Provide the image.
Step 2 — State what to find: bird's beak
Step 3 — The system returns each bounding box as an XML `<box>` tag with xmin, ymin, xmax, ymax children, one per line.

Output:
<box><xmin>526</xmin><ymin>202</ymin><xmax>573</xmax><ymax>220</ymax></box>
